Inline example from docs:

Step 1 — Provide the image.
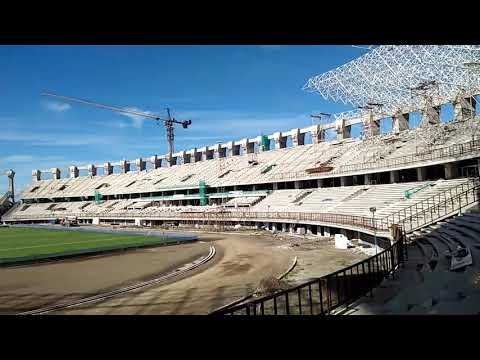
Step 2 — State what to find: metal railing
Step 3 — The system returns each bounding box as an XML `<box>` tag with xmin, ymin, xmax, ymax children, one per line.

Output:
<box><xmin>270</xmin><ymin>138</ymin><xmax>480</xmax><ymax>181</ymax></box>
<box><xmin>211</xmin><ymin>232</ymin><xmax>406</xmax><ymax>316</ymax></box>
<box><xmin>379</xmin><ymin>177</ymin><xmax>480</xmax><ymax>233</ymax></box>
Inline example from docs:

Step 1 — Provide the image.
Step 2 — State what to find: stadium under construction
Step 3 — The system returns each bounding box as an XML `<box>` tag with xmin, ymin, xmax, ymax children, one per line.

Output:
<box><xmin>2</xmin><ymin>45</ymin><xmax>480</xmax><ymax>315</ymax></box>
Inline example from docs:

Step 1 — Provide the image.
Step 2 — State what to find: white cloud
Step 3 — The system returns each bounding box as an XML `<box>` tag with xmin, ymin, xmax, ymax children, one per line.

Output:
<box><xmin>1</xmin><ymin>155</ymin><xmax>34</xmax><ymax>163</ymax></box>
<box><xmin>45</xmin><ymin>102</ymin><xmax>71</xmax><ymax>112</ymax></box>
<box><xmin>120</xmin><ymin>107</ymin><xmax>156</xmax><ymax>128</ymax></box>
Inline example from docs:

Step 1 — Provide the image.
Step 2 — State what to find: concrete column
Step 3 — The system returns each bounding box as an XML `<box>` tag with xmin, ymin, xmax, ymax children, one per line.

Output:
<box><xmin>336</xmin><ymin>118</ymin><xmax>351</xmax><ymax>140</ymax></box>
<box><xmin>273</xmin><ymin>183</ymin><xmax>278</xmax><ymax>190</ymax></box>
<box><xmin>134</xmin><ymin>218</ymin><xmax>141</xmax><ymax>226</ymax></box>
<box><xmin>311</xmin><ymin>125</ymin><xmax>325</xmax><ymax>144</ymax></box>
<box><xmin>453</xmin><ymin>97</ymin><xmax>477</xmax><ymax>121</ymax></box>
<box><xmin>290</xmin><ymin>225</ymin><xmax>295</xmax><ymax>234</ymax></box>
<box><xmin>135</xmin><ymin>158</ymin><xmax>146</xmax><ymax>172</ymax></box>
<box><xmin>51</xmin><ymin>168</ymin><xmax>61</xmax><ymax>180</ymax></box>
<box><xmin>444</xmin><ymin>163</ymin><xmax>459</xmax><ymax>180</ymax></box>
<box><xmin>69</xmin><ymin>166</ymin><xmax>79</xmax><ymax>178</ymax></box>
<box><xmin>272</xmin><ymin>223</ymin><xmax>278</xmax><ymax>232</ymax></box>
<box><xmin>390</xmin><ymin>170</ymin><xmax>400</xmax><ymax>184</ymax></box>
<box><xmin>306</xmin><ymin>225</ymin><xmax>312</xmax><ymax>235</ymax></box>
<box><xmin>296</xmin><ymin>226</ymin><xmax>305</xmax><ymax>235</ymax></box>
<box><xmin>182</xmin><ymin>152</ymin><xmax>191</xmax><ymax>164</ymax></box>
<box><xmin>231</xmin><ymin>142</ymin><xmax>241</xmax><ymax>156</ymax></box>
<box><xmin>291</xmin><ymin>128</ymin><xmax>305</xmax><ymax>146</ymax></box>
<box><xmin>87</xmin><ymin>164</ymin><xmax>97</xmax><ymax>177</ymax></box>
<box><xmin>417</xmin><ymin>167</ymin><xmax>428</xmax><ymax>181</ymax></box>
<box><xmin>317</xmin><ymin>225</ymin><xmax>322</xmax><ymax>237</ymax></box>
<box><xmin>365</xmin><ymin>173</ymin><xmax>373</xmax><ymax>185</ymax></box>
<box><xmin>273</xmin><ymin>132</ymin><xmax>287</xmax><ymax>149</ymax></box>
<box><xmin>323</xmin><ymin>226</ymin><xmax>330</xmax><ymax>237</ymax></box>
<box><xmin>190</xmin><ymin>148</ymin><xmax>201</xmax><ymax>163</ymax></box>
<box><xmin>421</xmin><ymin>106</ymin><xmax>440</xmax><ymax>127</ymax></box>
<box><xmin>282</xmin><ymin>223</ymin><xmax>287</xmax><ymax>232</ymax></box>
<box><xmin>150</xmin><ymin>155</ymin><xmax>162</xmax><ymax>169</ymax></box>
<box><xmin>317</xmin><ymin>179</ymin><xmax>324</xmax><ymax>188</ymax></box>
<box><xmin>245</xmin><ymin>141</ymin><xmax>255</xmax><ymax>154</ymax></box>
<box><xmin>104</xmin><ymin>162</ymin><xmax>113</xmax><ymax>175</ymax></box>
<box><xmin>392</xmin><ymin>113</ymin><xmax>409</xmax><ymax>134</ymax></box>
<box><xmin>32</xmin><ymin>169</ymin><xmax>41</xmax><ymax>182</ymax></box>
<box><xmin>340</xmin><ymin>176</ymin><xmax>353</xmax><ymax>186</ymax></box>
<box><xmin>340</xmin><ymin>228</ymin><xmax>348</xmax><ymax>238</ymax></box>
<box><xmin>120</xmin><ymin>160</ymin><xmax>130</xmax><ymax>174</ymax></box>
<box><xmin>363</xmin><ymin>113</ymin><xmax>380</xmax><ymax>137</ymax></box>
<box><xmin>294</xmin><ymin>181</ymin><xmax>302</xmax><ymax>189</ymax></box>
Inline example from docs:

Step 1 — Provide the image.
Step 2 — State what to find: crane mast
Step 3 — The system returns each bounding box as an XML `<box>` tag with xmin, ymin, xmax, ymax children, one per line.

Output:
<box><xmin>41</xmin><ymin>92</ymin><xmax>192</xmax><ymax>165</ymax></box>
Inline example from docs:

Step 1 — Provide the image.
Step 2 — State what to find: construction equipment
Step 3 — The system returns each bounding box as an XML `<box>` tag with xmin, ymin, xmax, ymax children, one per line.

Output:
<box><xmin>41</xmin><ymin>92</ymin><xmax>192</xmax><ymax>165</ymax></box>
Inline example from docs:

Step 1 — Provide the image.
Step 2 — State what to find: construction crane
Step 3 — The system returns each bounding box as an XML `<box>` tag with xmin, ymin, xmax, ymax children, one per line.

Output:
<box><xmin>1</xmin><ymin>169</ymin><xmax>15</xmax><ymax>202</ymax></box>
<box><xmin>41</xmin><ymin>92</ymin><xmax>192</xmax><ymax>165</ymax></box>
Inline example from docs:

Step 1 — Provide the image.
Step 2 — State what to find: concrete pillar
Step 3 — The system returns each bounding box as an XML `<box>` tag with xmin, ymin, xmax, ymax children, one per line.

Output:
<box><xmin>323</xmin><ymin>226</ymin><xmax>330</xmax><ymax>237</ymax></box>
<box><xmin>231</xmin><ymin>142</ymin><xmax>241</xmax><ymax>156</ymax></box>
<box><xmin>444</xmin><ymin>163</ymin><xmax>459</xmax><ymax>180</ymax></box>
<box><xmin>317</xmin><ymin>179</ymin><xmax>324</xmax><ymax>188</ymax></box>
<box><xmin>290</xmin><ymin>225</ymin><xmax>295</xmax><ymax>234</ymax></box>
<box><xmin>134</xmin><ymin>218</ymin><xmax>141</xmax><ymax>226</ymax></box>
<box><xmin>340</xmin><ymin>228</ymin><xmax>348</xmax><ymax>238</ymax></box>
<box><xmin>365</xmin><ymin>173</ymin><xmax>373</xmax><ymax>185</ymax></box>
<box><xmin>306</xmin><ymin>225</ymin><xmax>312</xmax><ymax>235</ymax></box>
<box><xmin>120</xmin><ymin>160</ymin><xmax>130</xmax><ymax>174</ymax></box>
<box><xmin>182</xmin><ymin>152</ymin><xmax>191</xmax><ymax>164</ymax></box>
<box><xmin>272</xmin><ymin>223</ymin><xmax>278</xmax><ymax>232</ymax></box>
<box><xmin>69</xmin><ymin>166</ymin><xmax>79</xmax><ymax>178</ymax></box>
<box><xmin>51</xmin><ymin>168</ymin><xmax>61</xmax><ymax>180</ymax></box>
<box><xmin>273</xmin><ymin>182</ymin><xmax>278</xmax><ymax>190</ymax></box>
<box><xmin>150</xmin><ymin>155</ymin><xmax>162</xmax><ymax>169</ymax></box>
<box><xmin>245</xmin><ymin>141</ymin><xmax>255</xmax><ymax>154</ymax></box>
<box><xmin>417</xmin><ymin>167</ymin><xmax>428</xmax><ymax>181</ymax></box>
<box><xmin>32</xmin><ymin>169</ymin><xmax>41</xmax><ymax>182</ymax></box>
<box><xmin>336</xmin><ymin>118</ymin><xmax>351</xmax><ymax>140</ymax></box>
<box><xmin>135</xmin><ymin>158</ymin><xmax>146</xmax><ymax>172</ymax></box>
<box><xmin>362</xmin><ymin>113</ymin><xmax>380</xmax><ymax>137</ymax></box>
<box><xmin>294</xmin><ymin>181</ymin><xmax>302</xmax><ymax>189</ymax></box>
<box><xmin>317</xmin><ymin>225</ymin><xmax>322</xmax><ymax>237</ymax></box>
<box><xmin>190</xmin><ymin>148</ymin><xmax>201</xmax><ymax>163</ymax></box>
<box><xmin>421</xmin><ymin>106</ymin><xmax>441</xmax><ymax>127</ymax></box>
<box><xmin>273</xmin><ymin>132</ymin><xmax>287</xmax><ymax>149</ymax></box>
<box><xmin>340</xmin><ymin>176</ymin><xmax>353</xmax><ymax>186</ymax></box>
<box><xmin>87</xmin><ymin>164</ymin><xmax>97</xmax><ymax>177</ymax></box>
<box><xmin>104</xmin><ymin>162</ymin><xmax>113</xmax><ymax>175</ymax></box>
<box><xmin>282</xmin><ymin>223</ymin><xmax>287</xmax><ymax>232</ymax></box>
<box><xmin>296</xmin><ymin>226</ymin><xmax>305</xmax><ymax>235</ymax></box>
<box><xmin>390</xmin><ymin>170</ymin><xmax>400</xmax><ymax>184</ymax></box>
<box><xmin>453</xmin><ymin>97</ymin><xmax>477</xmax><ymax>121</ymax></box>
<box><xmin>291</xmin><ymin>128</ymin><xmax>305</xmax><ymax>147</ymax></box>
<box><xmin>392</xmin><ymin>113</ymin><xmax>409</xmax><ymax>134</ymax></box>
<box><xmin>311</xmin><ymin>125</ymin><xmax>325</xmax><ymax>144</ymax></box>
<box><xmin>214</xmin><ymin>145</ymin><xmax>226</xmax><ymax>159</ymax></box>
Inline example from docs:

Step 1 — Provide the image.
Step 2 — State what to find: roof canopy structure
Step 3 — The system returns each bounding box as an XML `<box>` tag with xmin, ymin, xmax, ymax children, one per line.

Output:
<box><xmin>304</xmin><ymin>45</ymin><xmax>480</xmax><ymax>120</ymax></box>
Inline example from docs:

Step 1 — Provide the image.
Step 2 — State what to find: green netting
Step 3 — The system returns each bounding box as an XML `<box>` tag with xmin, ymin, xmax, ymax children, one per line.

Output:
<box><xmin>199</xmin><ymin>180</ymin><xmax>208</xmax><ymax>206</ymax></box>
<box><xmin>261</xmin><ymin>135</ymin><xmax>270</xmax><ymax>151</ymax></box>
<box><xmin>404</xmin><ymin>182</ymin><xmax>432</xmax><ymax>199</ymax></box>
<box><xmin>94</xmin><ymin>190</ymin><xmax>102</xmax><ymax>204</ymax></box>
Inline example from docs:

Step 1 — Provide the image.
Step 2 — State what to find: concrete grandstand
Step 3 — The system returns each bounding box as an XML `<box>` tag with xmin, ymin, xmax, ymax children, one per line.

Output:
<box><xmin>2</xmin><ymin>45</ymin><xmax>480</xmax><ymax>315</ymax></box>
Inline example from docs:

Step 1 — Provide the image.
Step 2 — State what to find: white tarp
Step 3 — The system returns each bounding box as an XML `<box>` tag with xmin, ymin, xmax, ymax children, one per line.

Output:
<box><xmin>335</xmin><ymin>234</ymin><xmax>349</xmax><ymax>250</ymax></box>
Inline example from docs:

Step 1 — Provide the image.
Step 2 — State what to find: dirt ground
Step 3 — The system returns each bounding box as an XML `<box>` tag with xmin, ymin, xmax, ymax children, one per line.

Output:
<box><xmin>0</xmin><ymin>242</ymin><xmax>209</xmax><ymax>314</ymax></box>
<box><xmin>1</xmin><ymin>229</ymin><xmax>369</xmax><ymax>315</ymax></box>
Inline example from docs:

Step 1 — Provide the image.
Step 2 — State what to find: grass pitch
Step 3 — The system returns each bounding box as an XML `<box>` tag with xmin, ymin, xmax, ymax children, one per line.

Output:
<box><xmin>0</xmin><ymin>227</ymin><xmax>174</xmax><ymax>262</ymax></box>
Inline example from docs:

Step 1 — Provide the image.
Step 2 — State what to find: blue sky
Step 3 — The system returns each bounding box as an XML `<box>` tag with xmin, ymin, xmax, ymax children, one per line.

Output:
<box><xmin>0</xmin><ymin>45</ymin><xmax>471</xmax><ymax>195</ymax></box>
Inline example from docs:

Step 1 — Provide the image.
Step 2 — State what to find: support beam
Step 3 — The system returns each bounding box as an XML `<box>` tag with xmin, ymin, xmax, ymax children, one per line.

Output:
<box><xmin>120</xmin><ymin>160</ymin><xmax>130</xmax><ymax>174</ymax></box>
<box><xmin>104</xmin><ymin>162</ymin><xmax>113</xmax><ymax>175</ymax></box>
<box><xmin>336</xmin><ymin>118</ymin><xmax>351</xmax><ymax>140</ymax></box>
<box><xmin>392</xmin><ymin>112</ymin><xmax>409</xmax><ymax>134</ymax></box>
<box><xmin>311</xmin><ymin>125</ymin><xmax>325</xmax><ymax>144</ymax></box>
<box><xmin>444</xmin><ymin>163</ymin><xmax>459</xmax><ymax>180</ymax></box>
<box><xmin>291</xmin><ymin>128</ymin><xmax>305</xmax><ymax>146</ymax></box>
<box><xmin>390</xmin><ymin>170</ymin><xmax>400</xmax><ymax>183</ymax></box>
<box><xmin>362</xmin><ymin>113</ymin><xmax>380</xmax><ymax>137</ymax></box>
<box><xmin>135</xmin><ymin>158</ymin><xmax>146</xmax><ymax>172</ymax></box>
<box><xmin>272</xmin><ymin>132</ymin><xmax>287</xmax><ymax>149</ymax></box>
<box><xmin>69</xmin><ymin>166</ymin><xmax>79</xmax><ymax>178</ymax></box>
<box><xmin>417</xmin><ymin>167</ymin><xmax>428</xmax><ymax>181</ymax></box>
<box><xmin>150</xmin><ymin>155</ymin><xmax>162</xmax><ymax>169</ymax></box>
<box><xmin>453</xmin><ymin>97</ymin><xmax>477</xmax><ymax>121</ymax></box>
<box><xmin>421</xmin><ymin>105</ymin><xmax>440</xmax><ymax>127</ymax></box>
<box><xmin>32</xmin><ymin>169</ymin><xmax>41</xmax><ymax>182</ymax></box>
<box><xmin>51</xmin><ymin>168</ymin><xmax>61</xmax><ymax>180</ymax></box>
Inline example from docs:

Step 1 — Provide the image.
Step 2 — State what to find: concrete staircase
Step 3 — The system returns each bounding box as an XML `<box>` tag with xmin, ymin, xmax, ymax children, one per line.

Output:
<box><xmin>347</xmin><ymin>206</ymin><xmax>480</xmax><ymax>315</ymax></box>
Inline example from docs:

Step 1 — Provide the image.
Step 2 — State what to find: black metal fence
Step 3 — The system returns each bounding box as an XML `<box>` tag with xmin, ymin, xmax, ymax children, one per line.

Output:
<box><xmin>211</xmin><ymin>231</ymin><xmax>406</xmax><ymax>316</ymax></box>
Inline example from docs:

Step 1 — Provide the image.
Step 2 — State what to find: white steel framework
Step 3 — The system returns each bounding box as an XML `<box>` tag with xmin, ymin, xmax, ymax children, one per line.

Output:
<box><xmin>304</xmin><ymin>45</ymin><xmax>480</xmax><ymax>121</ymax></box>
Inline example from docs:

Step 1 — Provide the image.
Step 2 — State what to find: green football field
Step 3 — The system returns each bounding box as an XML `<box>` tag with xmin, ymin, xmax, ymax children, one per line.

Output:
<box><xmin>0</xmin><ymin>227</ymin><xmax>173</xmax><ymax>262</ymax></box>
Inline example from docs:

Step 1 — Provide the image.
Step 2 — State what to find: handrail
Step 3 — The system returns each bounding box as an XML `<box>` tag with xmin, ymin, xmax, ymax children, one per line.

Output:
<box><xmin>211</xmin><ymin>232</ymin><xmax>406</xmax><ymax>315</ymax></box>
<box><xmin>270</xmin><ymin>138</ymin><xmax>480</xmax><ymax>181</ymax></box>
